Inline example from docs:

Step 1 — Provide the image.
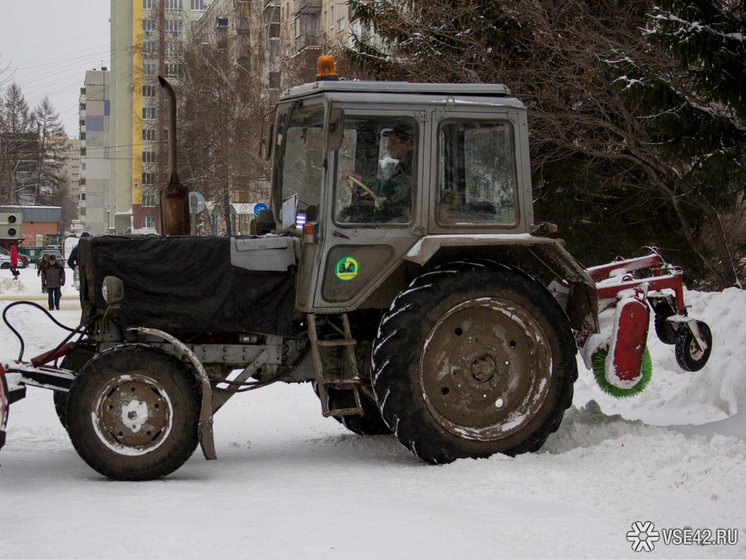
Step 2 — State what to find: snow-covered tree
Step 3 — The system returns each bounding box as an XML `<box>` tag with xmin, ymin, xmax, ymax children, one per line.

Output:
<box><xmin>608</xmin><ymin>0</ymin><xmax>746</xmax><ymax>287</ymax></box>
<box><xmin>0</xmin><ymin>83</ymin><xmax>37</xmax><ymax>204</ymax></box>
<box><xmin>347</xmin><ymin>0</ymin><xmax>744</xmax><ymax>287</ymax></box>
<box><xmin>34</xmin><ymin>96</ymin><xmax>66</xmax><ymax>201</ymax></box>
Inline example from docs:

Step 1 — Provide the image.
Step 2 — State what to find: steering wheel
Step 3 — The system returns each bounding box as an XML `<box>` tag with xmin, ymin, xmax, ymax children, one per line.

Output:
<box><xmin>341</xmin><ymin>175</ymin><xmax>384</xmax><ymax>210</ymax></box>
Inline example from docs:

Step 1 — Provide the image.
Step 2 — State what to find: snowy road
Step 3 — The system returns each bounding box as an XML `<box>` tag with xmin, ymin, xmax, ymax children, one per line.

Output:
<box><xmin>1</xmin><ymin>268</ymin><xmax>744</xmax><ymax>558</ymax></box>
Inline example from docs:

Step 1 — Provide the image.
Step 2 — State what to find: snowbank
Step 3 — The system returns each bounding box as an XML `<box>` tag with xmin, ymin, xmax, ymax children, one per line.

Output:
<box><xmin>0</xmin><ymin>267</ymin><xmax>744</xmax><ymax>558</ymax></box>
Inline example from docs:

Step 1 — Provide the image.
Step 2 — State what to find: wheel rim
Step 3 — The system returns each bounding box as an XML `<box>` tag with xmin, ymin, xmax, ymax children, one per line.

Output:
<box><xmin>90</xmin><ymin>374</ymin><xmax>174</xmax><ymax>456</ymax></box>
<box><xmin>419</xmin><ymin>297</ymin><xmax>552</xmax><ymax>441</ymax></box>
<box><xmin>687</xmin><ymin>336</ymin><xmax>706</xmax><ymax>361</ymax></box>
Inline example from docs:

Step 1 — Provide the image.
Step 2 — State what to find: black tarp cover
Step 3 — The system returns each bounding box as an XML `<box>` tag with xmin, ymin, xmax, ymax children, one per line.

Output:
<box><xmin>78</xmin><ymin>235</ymin><xmax>296</xmax><ymax>337</ymax></box>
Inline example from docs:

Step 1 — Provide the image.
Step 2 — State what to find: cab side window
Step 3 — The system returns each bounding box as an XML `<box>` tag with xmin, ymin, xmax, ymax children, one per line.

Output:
<box><xmin>334</xmin><ymin>117</ymin><xmax>417</xmax><ymax>225</ymax></box>
<box><xmin>438</xmin><ymin>120</ymin><xmax>517</xmax><ymax>226</ymax></box>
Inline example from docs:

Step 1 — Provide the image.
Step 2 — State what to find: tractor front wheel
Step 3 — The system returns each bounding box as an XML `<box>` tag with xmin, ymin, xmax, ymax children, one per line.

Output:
<box><xmin>66</xmin><ymin>344</ymin><xmax>200</xmax><ymax>480</ymax></box>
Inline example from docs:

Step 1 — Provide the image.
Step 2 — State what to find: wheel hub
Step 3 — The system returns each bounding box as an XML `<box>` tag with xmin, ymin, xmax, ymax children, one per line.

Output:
<box><xmin>92</xmin><ymin>375</ymin><xmax>174</xmax><ymax>455</ymax></box>
<box><xmin>470</xmin><ymin>355</ymin><xmax>497</xmax><ymax>383</ymax></box>
<box><xmin>419</xmin><ymin>297</ymin><xmax>552</xmax><ymax>441</ymax></box>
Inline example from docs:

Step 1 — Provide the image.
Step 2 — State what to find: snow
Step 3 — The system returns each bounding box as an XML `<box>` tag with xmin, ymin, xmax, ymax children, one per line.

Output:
<box><xmin>1</xmin><ymin>267</ymin><xmax>745</xmax><ymax>558</ymax></box>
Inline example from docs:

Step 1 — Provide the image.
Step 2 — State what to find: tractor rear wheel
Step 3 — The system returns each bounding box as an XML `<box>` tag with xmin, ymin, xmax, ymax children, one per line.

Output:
<box><xmin>66</xmin><ymin>344</ymin><xmax>200</xmax><ymax>480</ymax></box>
<box><xmin>313</xmin><ymin>342</ymin><xmax>391</xmax><ymax>436</ymax></box>
<box><xmin>371</xmin><ymin>261</ymin><xmax>577</xmax><ymax>464</ymax></box>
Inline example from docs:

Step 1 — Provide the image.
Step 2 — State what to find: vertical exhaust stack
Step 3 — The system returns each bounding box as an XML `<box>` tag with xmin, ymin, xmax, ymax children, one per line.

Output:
<box><xmin>158</xmin><ymin>76</ymin><xmax>191</xmax><ymax>235</ymax></box>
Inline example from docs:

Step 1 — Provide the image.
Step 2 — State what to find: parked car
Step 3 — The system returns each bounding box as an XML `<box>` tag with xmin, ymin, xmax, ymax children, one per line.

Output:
<box><xmin>0</xmin><ymin>248</ymin><xmax>29</xmax><ymax>269</ymax></box>
<box><xmin>40</xmin><ymin>249</ymin><xmax>62</xmax><ymax>259</ymax></box>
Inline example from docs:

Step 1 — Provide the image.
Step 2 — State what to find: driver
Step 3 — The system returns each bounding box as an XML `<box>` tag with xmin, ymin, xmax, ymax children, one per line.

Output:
<box><xmin>340</xmin><ymin>124</ymin><xmax>414</xmax><ymax>213</ymax></box>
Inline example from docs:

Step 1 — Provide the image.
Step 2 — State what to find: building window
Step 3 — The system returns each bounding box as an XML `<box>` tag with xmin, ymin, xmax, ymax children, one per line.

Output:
<box><xmin>144</xmin><ymin>62</ymin><xmax>156</xmax><ymax>75</ymax></box>
<box><xmin>144</xmin><ymin>0</ymin><xmax>153</xmax><ymax>9</ymax></box>
<box><xmin>143</xmin><ymin>19</ymin><xmax>157</xmax><ymax>33</ymax></box>
<box><xmin>142</xmin><ymin>216</ymin><xmax>156</xmax><ymax>228</ymax></box>
<box><xmin>142</xmin><ymin>151</ymin><xmax>157</xmax><ymax>164</ymax></box>
<box><xmin>80</xmin><ymin>193</ymin><xmax>86</xmax><ymax>201</ymax></box>
<box><xmin>165</xmin><ymin>19</ymin><xmax>183</xmax><ymax>34</ymax></box>
<box><xmin>165</xmin><ymin>42</ymin><xmax>182</xmax><ymax>57</ymax></box>
<box><xmin>165</xmin><ymin>0</ymin><xmax>183</xmax><ymax>12</ymax></box>
<box><xmin>337</xmin><ymin>18</ymin><xmax>345</xmax><ymax>33</ymax></box>
<box><xmin>269</xmin><ymin>72</ymin><xmax>281</xmax><ymax>90</ymax></box>
<box><xmin>142</xmin><ymin>194</ymin><xmax>156</xmax><ymax>207</ymax></box>
<box><xmin>143</xmin><ymin>128</ymin><xmax>156</xmax><ymax>142</ymax></box>
<box><xmin>143</xmin><ymin>42</ymin><xmax>156</xmax><ymax>56</ymax></box>
<box><xmin>165</xmin><ymin>63</ymin><xmax>181</xmax><ymax>79</ymax></box>
<box><xmin>143</xmin><ymin>107</ymin><xmax>156</xmax><ymax>120</ymax></box>
<box><xmin>191</xmin><ymin>0</ymin><xmax>205</xmax><ymax>10</ymax></box>
<box><xmin>142</xmin><ymin>173</ymin><xmax>155</xmax><ymax>185</ymax></box>
<box><xmin>143</xmin><ymin>85</ymin><xmax>156</xmax><ymax>98</ymax></box>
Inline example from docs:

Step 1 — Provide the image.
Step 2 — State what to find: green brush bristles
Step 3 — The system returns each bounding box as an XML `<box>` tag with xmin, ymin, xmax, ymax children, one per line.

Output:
<box><xmin>591</xmin><ymin>348</ymin><xmax>653</xmax><ymax>398</ymax></box>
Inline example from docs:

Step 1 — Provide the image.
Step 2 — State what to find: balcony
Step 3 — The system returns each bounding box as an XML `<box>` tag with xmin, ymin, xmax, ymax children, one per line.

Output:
<box><xmin>294</xmin><ymin>0</ymin><xmax>321</xmax><ymax>15</ymax></box>
<box><xmin>294</xmin><ymin>32</ymin><xmax>318</xmax><ymax>53</ymax></box>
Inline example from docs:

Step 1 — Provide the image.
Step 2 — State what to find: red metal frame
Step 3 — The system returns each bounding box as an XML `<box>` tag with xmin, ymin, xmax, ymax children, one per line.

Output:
<box><xmin>589</xmin><ymin>252</ymin><xmax>686</xmax><ymax>312</ymax></box>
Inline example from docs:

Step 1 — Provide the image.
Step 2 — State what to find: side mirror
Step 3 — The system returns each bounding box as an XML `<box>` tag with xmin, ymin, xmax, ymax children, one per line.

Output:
<box><xmin>261</xmin><ymin>121</ymin><xmax>275</xmax><ymax>161</ymax></box>
<box><xmin>326</xmin><ymin>108</ymin><xmax>344</xmax><ymax>152</ymax></box>
<box><xmin>260</xmin><ymin>111</ymin><xmax>275</xmax><ymax>161</ymax></box>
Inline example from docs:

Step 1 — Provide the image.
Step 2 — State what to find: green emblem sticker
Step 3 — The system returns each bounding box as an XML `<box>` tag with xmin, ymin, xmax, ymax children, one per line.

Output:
<box><xmin>335</xmin><ymin>257</ymin><xmax>359</xmax><ymax>281</ymax></box>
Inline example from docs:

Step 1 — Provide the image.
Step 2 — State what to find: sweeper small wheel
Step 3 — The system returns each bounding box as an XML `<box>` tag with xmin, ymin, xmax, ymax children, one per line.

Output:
<box><xmin>675</xmin><ymin>321</ymin><xmax>712</xmax><ymax>372</ymax></box>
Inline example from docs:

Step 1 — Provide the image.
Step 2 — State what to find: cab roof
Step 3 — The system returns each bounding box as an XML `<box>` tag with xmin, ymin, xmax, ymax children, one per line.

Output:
<box><xmin>280</xmin><ymin>80</ymin><xmax>512</xmax><ymax>101</ymax></box>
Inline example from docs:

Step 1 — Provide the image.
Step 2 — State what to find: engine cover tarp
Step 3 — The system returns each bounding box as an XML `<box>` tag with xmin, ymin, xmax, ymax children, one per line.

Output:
<box><xmin>78</xmin><ymin>235</ymin><xmax>295</xmax><ymax>336</ymax></box>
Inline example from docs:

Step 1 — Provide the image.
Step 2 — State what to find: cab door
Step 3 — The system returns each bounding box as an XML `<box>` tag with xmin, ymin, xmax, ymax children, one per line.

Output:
<box><xmin>308</xmin><ymin>111</ymin><xmax>427</xmax><ymax>312</ymax></box>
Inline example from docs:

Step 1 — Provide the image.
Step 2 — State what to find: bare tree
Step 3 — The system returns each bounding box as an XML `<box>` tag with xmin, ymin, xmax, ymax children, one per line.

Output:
<box><xmin>176</xmin><ymin>41</ymin><xmax>272</xmax><ymax>234</ymax></box>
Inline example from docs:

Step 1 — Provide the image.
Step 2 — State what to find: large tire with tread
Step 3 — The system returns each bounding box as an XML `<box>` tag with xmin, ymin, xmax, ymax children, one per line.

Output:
<box><xmin>313</xmin><ymin>341</ymin><xmax>391</xmax><ymax>436</ymax></box>
<box><xmin>66</xmin><ymin>344</ymin><xmax>200</xmax><ymax>480</ymax></box>
<box><xmin>325</xmin><ymin>386</ymin><xmax>391</xmax><ymax>436</ymax></box>
<box><xmin>53</xmin><ymin>345</ymin><xmax>97</xmax><ymax>429</ymax></box>
<box><xmin>371</xmin><ymin>261</ymin><xmax>577</xmax><ymax>464</ymax></box>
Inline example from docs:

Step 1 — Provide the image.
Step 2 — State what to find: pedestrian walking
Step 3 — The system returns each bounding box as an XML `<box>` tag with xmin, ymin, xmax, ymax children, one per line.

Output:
<box><xmin>10</xmin><ymin>245</ymin><xmax>20</xmax><ymax>280</ymax></box>
<box><xmin>37</xmin><ymin>254</ymin><xmax>49</xmax><ymax>293</ymax></box>
<box><xmin>67</xmin><ymin>232</ymin><xmax>89</xmax><ymax>271</ymax></box>
<box><xmin>42</xmin><ymin>255</ymin><xmax>65</xmax><ymax>310</ymax></box>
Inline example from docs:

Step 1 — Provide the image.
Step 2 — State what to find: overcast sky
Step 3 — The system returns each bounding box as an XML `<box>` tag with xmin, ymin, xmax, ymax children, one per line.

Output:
<box><xmin>1</xmin><ymin>1</ymin><xmax>111</xmax><ymax>138</ymax></box>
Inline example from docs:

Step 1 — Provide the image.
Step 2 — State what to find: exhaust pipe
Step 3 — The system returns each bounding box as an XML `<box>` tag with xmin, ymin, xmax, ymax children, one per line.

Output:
<box><xmin>158</xmin><ymin>76</ymin><xmax>191</xmax><ymax>235</ymax></box>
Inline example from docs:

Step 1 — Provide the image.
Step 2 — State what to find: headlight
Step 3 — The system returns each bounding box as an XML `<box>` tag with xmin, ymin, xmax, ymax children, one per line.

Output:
<box><xmin>102</xmin><ymin>276</ymin><xmax>124</xmax><ymax>308</ymax></box>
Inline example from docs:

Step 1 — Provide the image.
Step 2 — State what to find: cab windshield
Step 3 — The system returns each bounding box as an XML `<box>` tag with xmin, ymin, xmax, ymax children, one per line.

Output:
<box><xmin>273</xmin><ymin>102</ymin><xmax>325</xmax><ymax>226</ymax></box>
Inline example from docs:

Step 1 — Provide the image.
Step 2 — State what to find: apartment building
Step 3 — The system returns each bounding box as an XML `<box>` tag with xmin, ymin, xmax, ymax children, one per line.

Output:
<box><xmin>109</xmin><ymin>0</ymin><xmax>367</xmax><ymax>234</ymax></box>
<box><xmin>58</xmin><ymin>138</ymin><xmax>81</xmax><ymax>202</ymax></box>
<box><xmin>78</xmin><ymin>69</ymin><xmax>111</xmax><ymax>236</ymax></box>
<box><xmin>110</xmin><ymin>0</ymin><xmax>211</xmax><ymax>234</ymax></box>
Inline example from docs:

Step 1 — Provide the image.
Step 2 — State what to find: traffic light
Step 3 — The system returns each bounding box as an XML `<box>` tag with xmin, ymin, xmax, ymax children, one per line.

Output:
<box><xmin>0</xmin><ymin>213</ymin><xmax>22</xmax><ymax>239</ymax></box>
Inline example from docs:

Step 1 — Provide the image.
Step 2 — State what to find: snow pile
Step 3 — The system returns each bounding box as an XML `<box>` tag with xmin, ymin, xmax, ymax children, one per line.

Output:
<box><xmin>1</xmin><ymin>268</ymin><xmax>745</xmax><ymax>558</ymax></box>
<box><xmin>0</xmin><ymin>275</ymin><xmax>29</xmax><ymax>295</ymax></box>
<box><xmin>574</xmin><ymin>287</ymin><xmax>746</xmax><ymax>429</ymax></box>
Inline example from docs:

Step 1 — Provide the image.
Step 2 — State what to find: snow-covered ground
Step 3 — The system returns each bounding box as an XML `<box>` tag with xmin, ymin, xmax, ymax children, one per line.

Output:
<box><xmin>1</xmin><ymin>266</ymin><xmax>744</xmax><ymax>558</ymax></box>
